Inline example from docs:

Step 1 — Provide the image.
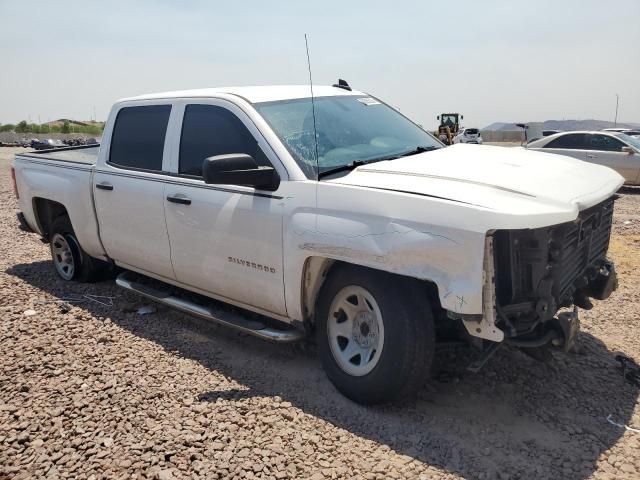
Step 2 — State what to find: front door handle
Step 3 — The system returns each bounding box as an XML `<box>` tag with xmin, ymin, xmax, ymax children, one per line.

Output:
<box><xmin>96</xmin><ymin>182</ymin><xmax>114</xmax><ymax>191</ymax></box>
<box><xmin>586</xmin><ymin>154</ymin><xmax>597</xmax><ymax>159</ymax></box>
<box><xmin>166</xmin><ymin>194</ymin><xmax>192</xmax><ymax>205</ymax></box>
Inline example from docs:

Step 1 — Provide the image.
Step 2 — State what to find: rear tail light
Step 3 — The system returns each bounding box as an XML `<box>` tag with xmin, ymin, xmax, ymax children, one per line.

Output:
<box><xmin>10</xmin><ymin>166</ymin><xmax>19</xmax><ymax>199</ymax></box>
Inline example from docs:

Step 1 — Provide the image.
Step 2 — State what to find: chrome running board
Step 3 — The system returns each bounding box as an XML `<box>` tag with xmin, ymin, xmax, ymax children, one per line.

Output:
<box><xmin>116</xmin><ymin>272</ymin><xmax>304</xmax><ymax>343</ymax></box>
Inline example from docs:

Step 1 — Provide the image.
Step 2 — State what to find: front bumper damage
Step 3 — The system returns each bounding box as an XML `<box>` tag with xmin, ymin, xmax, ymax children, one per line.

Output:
<box><xmin>463</xmin><ymin>196</ymin><xmax>618</xmax><ymax>352</ymax></box>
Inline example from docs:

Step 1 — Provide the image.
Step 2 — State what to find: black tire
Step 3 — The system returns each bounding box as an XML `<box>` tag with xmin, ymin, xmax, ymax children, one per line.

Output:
<box><xmin>316</xmin><ymin>265</ymin><xmax>435</xmax><ymax>405</ymax></box>
<box><xmin>49</xmin><ymin>216</ymin><xmax>110</xmax><ymax>282</ymax></box>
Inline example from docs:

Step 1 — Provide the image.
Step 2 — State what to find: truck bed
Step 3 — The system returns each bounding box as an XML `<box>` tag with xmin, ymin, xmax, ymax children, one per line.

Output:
<box><xmin>13</xmin><ymin>143</ymin><xmax>107</xmax><ymax>261</ymax></box>
<box><xmin>17</xmin><ymin>144</ymin><xmax>99</xmax><ymax>165</ymax></box>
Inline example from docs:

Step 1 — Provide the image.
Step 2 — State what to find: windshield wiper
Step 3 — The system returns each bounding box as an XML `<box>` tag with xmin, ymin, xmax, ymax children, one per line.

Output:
<box><xmin>358</xmin><ymin>145</ymin><xmax>440</xmax><ymax>164</ymax></box>
<box><xmin>317</xmin><ymin>146</ymin><xmax>439</xmax><ymax>179</ymax></box>
<box><xmin>318</xmin><ymin>159</ymin><xmax>380</xmax><ymax>179</ymax></box>
<box><xmin>385</xmin><ymin>145</ymin><xmax>440</xmax><ymax>160</ymax></box>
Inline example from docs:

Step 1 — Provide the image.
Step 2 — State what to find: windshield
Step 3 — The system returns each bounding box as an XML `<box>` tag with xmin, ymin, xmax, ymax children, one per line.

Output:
<box><xmin>441</xmin><ymin>115</ymin><xmax>457</xmax><ymax>126</ymax></box>
<box><xmin>618</xmin><ymin>133</ymin><xmax>640</xmax><ymax>151</ymax></box>
<box><xmin>254</xmin><ymin>95</ymin><xmax>442</xmax><ymax>178</ymax></box>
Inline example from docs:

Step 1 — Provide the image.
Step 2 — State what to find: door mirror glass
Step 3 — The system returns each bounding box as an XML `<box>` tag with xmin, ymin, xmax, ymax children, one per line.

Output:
<box><xmin>621</xmin><ymin>146</ymin><xmax>634</xmax><ymax>154</ymax></box>
<box><xmin>202</xmin><ymin>154</ymin><xmax>280</xmax><ymax>191</ymax></box>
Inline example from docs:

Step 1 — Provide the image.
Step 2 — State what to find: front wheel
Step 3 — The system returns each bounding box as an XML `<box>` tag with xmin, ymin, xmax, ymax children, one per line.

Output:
<box><xmin>316</xmin><ymin>265</ymin><xmax>435</xmax><ymax>404</ymax></box>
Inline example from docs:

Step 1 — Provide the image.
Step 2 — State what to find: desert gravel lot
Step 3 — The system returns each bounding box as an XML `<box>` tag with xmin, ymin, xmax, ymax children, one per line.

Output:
<box><xmin>1</xmin><ymin>146</ymin><xmax>639</xmax><ymax>480</ymax></box>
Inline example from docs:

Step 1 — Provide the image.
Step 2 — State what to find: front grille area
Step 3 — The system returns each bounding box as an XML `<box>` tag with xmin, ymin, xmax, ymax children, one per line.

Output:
<box><xmin>555</xmin><ymin>199</ymin><xmax>614</xmax><ymax>299</ymax></box>
<box><xmin>493</xmin><ymin>196</ymin><xmax>615</xmax><ymax>334</ymax></box>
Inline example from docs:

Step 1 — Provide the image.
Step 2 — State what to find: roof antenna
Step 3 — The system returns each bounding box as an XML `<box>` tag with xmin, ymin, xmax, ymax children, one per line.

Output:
<box><xmin>304</xmin><ymin>33</ymin><xmax>320</xmax><ymax>178</ymax></box>
<box><xmin>332</xmin><ymin>79</ymin><xmax>352</xmax><ymax>91</ymax></box>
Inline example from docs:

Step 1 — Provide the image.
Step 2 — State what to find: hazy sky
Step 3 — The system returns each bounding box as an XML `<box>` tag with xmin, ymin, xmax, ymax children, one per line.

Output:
<box><xmin>1</xmin><ymin>0</ymin><xmax>638</xmax><ymax>128</ymax></box>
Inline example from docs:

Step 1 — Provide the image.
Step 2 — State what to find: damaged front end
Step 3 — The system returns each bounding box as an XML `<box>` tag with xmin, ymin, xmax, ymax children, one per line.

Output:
<box><xmin>492</xmin><ymin>196</ymin><xmax>618</xmax><ymax>351</ymax></box>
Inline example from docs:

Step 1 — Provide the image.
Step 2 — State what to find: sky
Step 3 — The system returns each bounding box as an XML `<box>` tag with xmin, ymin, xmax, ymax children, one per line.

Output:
<box><xmin>0</xmin><ymin>0</ymin><xmax>638</xmax><ymax>129</ymax></box>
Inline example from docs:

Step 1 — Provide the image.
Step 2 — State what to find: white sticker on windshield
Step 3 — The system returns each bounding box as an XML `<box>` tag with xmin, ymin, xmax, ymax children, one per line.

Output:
<box><xmin>357</xmin><ymin>97</ymin><xmax>381</xmax><ymax>106</ymax></box>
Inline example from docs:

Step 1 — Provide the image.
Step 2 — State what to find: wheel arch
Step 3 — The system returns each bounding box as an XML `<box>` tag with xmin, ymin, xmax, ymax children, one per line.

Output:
<box><xmin>32</xmin><ymin>197</ymin><xmax>69</xmax><ymax>240</ymax></box>
<box><xmin>300</xmin><ymin>256</ymin><xmax>442</xmax><ymax>328</ymax></box>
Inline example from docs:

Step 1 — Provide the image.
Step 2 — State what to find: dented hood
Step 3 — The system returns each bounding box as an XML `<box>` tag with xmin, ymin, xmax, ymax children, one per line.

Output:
<box><xmin>326</xmin><ymin>144</ymin><xmax>623</xmax><ymax>216</ymax></box>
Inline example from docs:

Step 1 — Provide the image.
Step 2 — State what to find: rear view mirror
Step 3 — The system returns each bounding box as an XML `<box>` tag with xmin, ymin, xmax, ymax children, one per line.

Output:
<box><xmin>621</xmin><ymin>146</ymin><xmax>634</xmax><ymax>154</ymax></box>
<box><xmin>202</xmin><ymin>154</ymin><xmax>280</xmax><ymax>191</ymax></box>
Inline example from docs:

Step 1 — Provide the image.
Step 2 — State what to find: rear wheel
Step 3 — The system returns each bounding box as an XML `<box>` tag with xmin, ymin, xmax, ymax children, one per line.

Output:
<box><xmin>316</xmin><ymin>265</ymin><xmax>435</xmax><ymax>404</ymax></box>
<box><xmin>50</xmin><ymin>216</ymin><xmax>110</xmax><ymax>282</ymax></box>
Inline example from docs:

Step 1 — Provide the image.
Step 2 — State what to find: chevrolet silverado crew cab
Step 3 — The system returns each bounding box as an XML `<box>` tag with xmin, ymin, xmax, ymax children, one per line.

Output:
<box><xmin>12</xmin><ymin>83</ymin><xmax>622</xmax><ymax>404</ymax></box>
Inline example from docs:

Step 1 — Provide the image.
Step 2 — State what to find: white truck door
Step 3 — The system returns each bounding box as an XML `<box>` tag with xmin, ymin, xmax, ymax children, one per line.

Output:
<box><xmin>163</xmin><ymin>101</ymin><xmax>287</xmax><ymax>316</ymax></box>
<box><xmin>94</xmin><ymin>103</ymin><xmax>176</xmax><ymax>280</ymax></box>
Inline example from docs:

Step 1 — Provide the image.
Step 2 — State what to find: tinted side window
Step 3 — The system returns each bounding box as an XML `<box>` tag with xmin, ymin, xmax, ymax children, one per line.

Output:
<box><xmin>179</xmin><ymin>104</ymin><xmax>269</xmax><ymax>177</ymax></box>
<box><xmin>109</xmin><ymin>105</ymin><xmax>171</xmax><ymax>171</ymax></box>
<box><xmin>589</xmin><ymin>134</ymin><xmax>625</xmax><ymax>152</ymax></box>
<box><xmin>545</xmin><ymin>133</ymin><xmax>587</xmax><ymax>150</ymax></box>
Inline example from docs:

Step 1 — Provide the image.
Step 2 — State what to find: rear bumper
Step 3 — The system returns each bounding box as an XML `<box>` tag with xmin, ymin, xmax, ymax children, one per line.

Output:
<box><xmin>16</xmin><ymin>212</ymin><xmax>35</xmax><ymax>233</ymax></box>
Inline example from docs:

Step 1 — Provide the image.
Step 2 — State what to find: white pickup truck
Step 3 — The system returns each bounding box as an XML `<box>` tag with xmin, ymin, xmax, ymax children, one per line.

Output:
<box><xmin>12</xmin><ymin>83</ymin><xmax>623</xmax><ymax>404</ymax></box>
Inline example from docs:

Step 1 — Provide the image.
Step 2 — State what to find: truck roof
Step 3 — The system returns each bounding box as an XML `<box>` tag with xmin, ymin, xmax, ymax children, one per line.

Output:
<box><xmin>119</xmin><ymin>85</ymin><xmax>364</xmax><ymax>104</ymax></box>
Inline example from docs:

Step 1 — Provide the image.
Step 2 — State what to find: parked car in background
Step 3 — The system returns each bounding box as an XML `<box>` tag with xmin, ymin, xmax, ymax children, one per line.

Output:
<box><xmin>453</xmin><ymin>128</ymin><xmax>483</xmax><ymax>144</ymax></box>
<box><xmin>601</xmin><ymin>128</ymin><xmax>640</xmax><ymax>137</ymax></box>
<box><xmin>542</xmin><ymin>130</ymin><xmax>561</xmax><ymax>137</ymax></box>
<box><xmin>527</xmin><ymin>131</ymin><xmax>640</xmax><ymax>185</ymax></box>
<box><xmin>602</xmin><ymin>128</ymin><xmax>631</xmax><ymax>133</ymax></box>
<box><xmin>63</xmin><ymin>138</ymin><xmax>88</xmax><ymax>147</ymax></box>
<box><xmin>30</xmin><ymin>139</ymin><xmax>50</xmax><ymax>150</ymax></box>
<box><xmin>31</xmin><ymin>138</ymin><xmax>65</xmax><ymax>150</ymax></box>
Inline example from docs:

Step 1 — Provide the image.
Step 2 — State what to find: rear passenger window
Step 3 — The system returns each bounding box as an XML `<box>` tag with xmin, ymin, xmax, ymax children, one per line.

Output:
<box><xmin>589</xmin><ymin>134</ymin><xmax>625</xmax><ymax>152</ymax></box>
<box><xmin>179</xmin><ymin>104</ymin><xmax>269</xmax><ymax>177</ymax></box>
<box><xmin>109</xmin><ymin>105</ymin><xmax>171</xmax><ymax>171</ymax></box>
<box><xmin>544</xmin><ymin>133</ymin><xmax>587</xmax><ymax>150</ymax></box>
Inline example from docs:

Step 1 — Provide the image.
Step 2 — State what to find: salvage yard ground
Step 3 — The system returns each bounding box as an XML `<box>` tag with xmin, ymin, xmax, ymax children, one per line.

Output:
<box><xmin>1</xmin><ymin>146</ymin><xmax>639</xmax><ymax>480</ymax></box>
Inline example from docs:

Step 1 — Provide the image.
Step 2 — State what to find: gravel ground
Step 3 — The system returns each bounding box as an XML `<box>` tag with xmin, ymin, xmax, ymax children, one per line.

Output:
<box><xmin>1</xmin><ymin>146</ymin><xmax>639</xmax><ymax>480</ymax></box>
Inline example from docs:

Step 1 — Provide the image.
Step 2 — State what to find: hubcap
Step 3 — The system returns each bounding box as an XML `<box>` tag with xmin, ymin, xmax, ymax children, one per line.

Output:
<box><xmin>51</xmin><ymin>233</ymin><xmax>75</xmax><ymax>280</ymax></box>
<box><xmin>327</xmin><ymin>286</ymin><xmax>385</xmax><ymax>376</ymax></box>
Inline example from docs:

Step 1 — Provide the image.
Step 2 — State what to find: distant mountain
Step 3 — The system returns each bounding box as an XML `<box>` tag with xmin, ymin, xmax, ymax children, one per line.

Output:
<box><xmin>483</xmin><ymin>119</ymin><xmax>640</xmax><ymax>131</ymax></box>
<box><xmin>43</xmin><ymin>119</ymin><xmax>104</xmax><ymax>128</ymax></box>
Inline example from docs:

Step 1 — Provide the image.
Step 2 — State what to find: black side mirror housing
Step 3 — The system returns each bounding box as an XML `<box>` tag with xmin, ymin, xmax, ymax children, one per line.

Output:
<box><xmin>202</xmin><ymin>154</ymin><xmax>280</xmax><ymax>191</ymax></box>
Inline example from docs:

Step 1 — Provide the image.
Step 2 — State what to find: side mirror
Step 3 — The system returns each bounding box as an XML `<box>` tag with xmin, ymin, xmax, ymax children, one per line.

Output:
<box><xmin>436</xmin><ymin>115</ymin><xmax>440</xmax><ymax>120</ymax></box>
<box><xmin>202</xmin><ymin>154</ymin><xmax>280</xmax><ymax>191</ymax></box>
<box><xmin>621</xmin><ymin>146</ymin><xmax>634</xmax><ymax>154</ymax></box>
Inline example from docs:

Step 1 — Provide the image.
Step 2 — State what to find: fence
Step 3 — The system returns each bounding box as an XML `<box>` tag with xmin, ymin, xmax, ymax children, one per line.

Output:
<box><xmin>479</xmin><ymin>130</ymin><xmax>526</xmax><ymax>143</ymax></box>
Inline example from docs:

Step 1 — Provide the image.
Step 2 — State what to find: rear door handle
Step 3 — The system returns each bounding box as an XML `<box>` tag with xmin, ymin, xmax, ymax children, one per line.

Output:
<box><xmin>96</xmin><ymin>182</ymin><xmax>114</xmax><ymax>191</ymax></box>
<box><xmin>166</xmin><ymin>194</ymin><xmax>191</xmax><ymax>205</ymax></box>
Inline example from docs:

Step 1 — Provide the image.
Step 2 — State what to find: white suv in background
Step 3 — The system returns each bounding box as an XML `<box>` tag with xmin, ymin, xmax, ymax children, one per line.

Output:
<box><xmin>453</xmin><ymin>128</ymin><xmax>483</xmax><ymax>144</ymax></box>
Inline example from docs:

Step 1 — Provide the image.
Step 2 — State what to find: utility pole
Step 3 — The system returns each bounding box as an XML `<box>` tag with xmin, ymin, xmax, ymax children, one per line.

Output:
<box><xmin>614</xmin><ymin>94</ymin><xmax>619</xmax><ymax>126</ymax></box>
